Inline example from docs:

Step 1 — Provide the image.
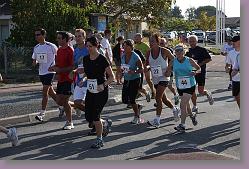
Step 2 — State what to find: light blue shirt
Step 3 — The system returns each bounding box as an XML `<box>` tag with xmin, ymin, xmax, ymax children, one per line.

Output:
<box><xmin>121</xmin><ymin>51</ymin><xmax>141</xmax><ymax>80</ymax></box>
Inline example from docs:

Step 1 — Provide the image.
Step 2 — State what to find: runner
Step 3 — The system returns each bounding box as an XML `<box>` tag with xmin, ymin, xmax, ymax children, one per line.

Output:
<box><xmin>186</xmin><ymin>35</ymin><xmax>214</xmax><ymax>113</ymax></box>
<box><xmin>72</xmin><ymin>29</ymin><xmax>89</xmax><ymax>117</ymax></box>
<box><xmin>146</xmin><ymin>34</ymin><xmax>180</xmax><ymax>128</ymax></box>
<box><xmin>159</xmin><ymin>37</ymin><xmax>179</xmax><ymax>105</ymax></box>
<box><xmin>134</xmin><ymin>33</ymin><xmax>156</xmax><ymax>98</ymax></box>
<box><xmin>112</xmin><ymin>36</ymin><xmax>124</xmax><ymax>85</ymax></box>
<box><xmin>0</xmin><ymin>126</ymin><xmax>18</xmax><ymax>147</ymax></box>
<box><xmin>0</xmin><ymin>74</ymin><xmax>18</xmax><ymax>147</ymax></box>
<box><xmin>221</xmin><ymin>37</ymin><xmax>234</xmax><ymax>90</ymax></box>
<box><xmin>48</xmin><ymin>31</ymin><xmax>74</xmax><ymax>130</ymax></box>
<box><xmin>168</xmin><ymin>45</ymin><xmax>200</xmax><ymax>133</ymax></box>
<box><xmin>229</xmin><ymin>36</ymin><xmax>240</xmax><ymax>108</ymax></box>
<box><xmin>32</xmin><ymin>28</ymin><xmax>61</xmax><ymax>122</ymax></box>
<box><xmin>81</xmin><ymin>36</ymin><xmax>114</xmax><ymax>148</ymax></box>
<box><xmin>120</xmin><ymin>39</ymin><xmax>144</xmax><ymax>124</ymax></box>
<box><xmin>101</xmin><ymin>29</ymin><xmax>113</xmax><ymax>65</ymax></box>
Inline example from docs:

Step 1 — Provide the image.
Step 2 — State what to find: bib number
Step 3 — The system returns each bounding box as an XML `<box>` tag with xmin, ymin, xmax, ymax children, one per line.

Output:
<box><xmin>121</xmin><ymin>64</ymin><xmax>130</xmax><ymax>74</ymax></box>
<box><xmin>151</xmin><ymin>65</ymin><xmax>163</xmax><ymax>77</ymax></box>
<box><xmin>87</xmin><ymin>79</ymin><xmax>98</xmax><ymax>93</ymax></box>
<box><xmin>177</xmin><ymin>77</ymin><xmax>191</xmax><ymax>89</ymax></box>
<box><xmin>36</xmin><ymin>53</ymin><xmax>48</xmax><ymax>63</ymax></box>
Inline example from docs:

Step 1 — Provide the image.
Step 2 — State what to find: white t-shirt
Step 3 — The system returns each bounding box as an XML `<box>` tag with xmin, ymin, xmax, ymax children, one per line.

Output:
<box><xmin>32</xmin><ymin>42</ymin><xmax>57</xmax><ymax>75</ymax></box>
<box><xmin>232</xmin><ymin>53</ymin><xmax>240</xmax><ymax>82</ymax></box>
<box><xmin>101</xmin><ymin>37</ymin><xmax>113</xmax><ymax>63</ymax></box>
<box><xmin>226</xmin><ymin>49</ymin><xmax>240</xmax><ymax>81</ymax></box>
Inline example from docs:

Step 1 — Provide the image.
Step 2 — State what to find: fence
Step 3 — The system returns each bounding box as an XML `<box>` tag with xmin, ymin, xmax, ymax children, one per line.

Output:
<box><xmin>0</xmin><ymin>42</ymin><xmax>38</xmax><ymax>83</ymax></box>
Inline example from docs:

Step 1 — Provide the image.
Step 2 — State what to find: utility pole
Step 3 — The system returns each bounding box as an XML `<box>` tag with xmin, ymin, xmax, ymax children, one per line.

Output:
<box><xmin>216</xmin><ymin>0</ymin><xmax>226</xmax><ymax>50</ymax></box>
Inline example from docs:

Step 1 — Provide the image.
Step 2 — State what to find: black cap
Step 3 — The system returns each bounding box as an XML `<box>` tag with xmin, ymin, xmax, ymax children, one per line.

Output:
<box><xmin>232</xmin><ymin>36</ymin><xmax>240</xmax><ymax>42</ymax></box>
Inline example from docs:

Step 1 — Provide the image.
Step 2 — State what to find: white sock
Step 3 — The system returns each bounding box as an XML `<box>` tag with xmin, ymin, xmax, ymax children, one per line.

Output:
<box><xmin>40</xmin><ymin>110</ymin><xmax>45</xmax><ymax>116</ymax></box>
<box><xmin>155</xmin><ymin>116</ymin><xmax>160</xmax><ymax>122</ymax></box>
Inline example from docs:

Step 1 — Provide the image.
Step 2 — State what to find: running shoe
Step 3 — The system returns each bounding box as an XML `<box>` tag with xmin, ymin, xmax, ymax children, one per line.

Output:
<box><xmin>207</xmin><ymin>92</ymin><xmax>214</xmax><ymax>105</ymax></box>
<box><xmin>174</xmin><ymin>124</ymin><xmax>186</xmax><ymax>133</ymax></box>
<box><xmin>102</xmin><ymin>118</ymin><xmax>113</xmax><ymax>137</ymax></box>
<box><xmin>63</xmin><ymin>121</ymin><xmax>74</xmax><ymax>130</ymax></box>
<box><xmin>174</xmin><ymin>95</ymin><xmax>180</xmax><ymax>105</ymax></box>
<box><xmin>146</xmin><ymin>92</ymin><xmax>151</xmax><ymax>102</ymax></box>
<box><xmin>147</xmin><ymin>118</ymin><xmax>160</xmax><ymax>128</ymax></box>
<box><xmin>58</xmin><ymin>107</ymin><xmax>65</xmax><ymax>118</ymax></box>
<box><xmin>173</xmin><ymin>107</ymin><xmax>180</xmax><ymax>122</ymax></box>
<box><xmin>35</xmin><ymin>113</ymin><xmax>45</xmax><ymax>122</ymax></box>
<box><xmin>7</xmin><ymin>128</ymin><xmax>18</xmax><ymax>147</ymax></box>
<box><xmin>131</xmin><ymin>116</ymin><xmax>144</xmax><ymax>124</ymax></box>
<box><xmin>190</xmin><ymin>112</ymin><xmax>198</xmax><ymax>126</ymax></box>
<box><xmin>91</xmin><ymin>138</ymin><xmax>104</xmax><ymax>149</ymax></box>
<box><xmin>192</xmin><ymin>106</ymin><xmax>199</xmax><ymax>113</ymax></box>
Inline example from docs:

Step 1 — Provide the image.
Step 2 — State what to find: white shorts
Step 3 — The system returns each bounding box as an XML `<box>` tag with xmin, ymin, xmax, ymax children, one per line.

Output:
<box><xmin>73</xmin><ymin>85</ymin><xmax>87</xmax><ymax>101</ymax></box>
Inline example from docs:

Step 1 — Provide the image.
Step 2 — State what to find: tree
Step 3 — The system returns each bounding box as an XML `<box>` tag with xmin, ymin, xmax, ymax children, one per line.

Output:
<box><xmin>103</xmin><ymin>0</ymin><xmax>173</xmax><ymax>25</ymax></box>
<box><xmin>9</xmin><ymin>0</ymin><xmax>91</xmax><ymax>47</ymax></box>
<box><xmin>171</xmin><ymin>6</ymin><xmax>184</xmax><ymax>18</ymax></box>
<box><xmin>195</xmin><ymin>6</ymin><xmax>216</xmax><ymax>18</ymax></box>
<box><xmin>185</xmin><ymin>7</ymin><xmax>196</xmax><ymax>20</ymax></box>
<box><xmin>197</xmin><ymin>11</ymin><xmax>216</xmax><ymax>31</ymax></box>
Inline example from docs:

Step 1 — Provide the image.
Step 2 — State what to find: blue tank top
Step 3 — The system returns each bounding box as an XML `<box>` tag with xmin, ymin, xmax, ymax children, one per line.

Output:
<box><xmin>173</xmin><ymin>56</ymin><xmax>196</xmax><ymax>89</ymax></box>
<box><xmin>121</xmin><ymin>51</ymin><xmax>141</xmax><ymax>80</ymax></box>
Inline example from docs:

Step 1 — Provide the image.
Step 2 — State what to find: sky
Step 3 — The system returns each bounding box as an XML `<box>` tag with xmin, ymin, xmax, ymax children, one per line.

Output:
<box><xmin>173</xmin><ymin>0</ymin><xmax>240</xmax><ymax>17</ymax></box>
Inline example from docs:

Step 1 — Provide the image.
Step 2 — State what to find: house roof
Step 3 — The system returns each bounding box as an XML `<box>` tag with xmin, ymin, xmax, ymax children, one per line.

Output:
<box><xmin>0</xmin><ymin>0</ymin><xmax>11</xmax><ymax>15</ymax></box>
<box><xmin>225</xmin><ymin>17</ymin><xmax>240</xmax><ymax>26</ymax></box>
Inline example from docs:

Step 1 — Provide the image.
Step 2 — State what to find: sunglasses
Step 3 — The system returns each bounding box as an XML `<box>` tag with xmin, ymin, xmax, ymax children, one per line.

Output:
<box><xmin>35</xmin><ymin>34</ymin><xmax>42</xmax><ymax>36</ymax></box>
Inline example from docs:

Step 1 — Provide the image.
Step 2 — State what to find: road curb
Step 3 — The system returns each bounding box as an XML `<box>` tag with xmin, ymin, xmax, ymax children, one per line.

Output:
<box><xmin>0</xmin><ymin>95</ymin><xmax>122</xmax><ymax>126</ymax></box>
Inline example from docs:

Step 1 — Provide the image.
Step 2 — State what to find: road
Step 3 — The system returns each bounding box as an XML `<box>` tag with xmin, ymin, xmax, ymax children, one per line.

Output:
<box><xmin>0</xmin><ymin>54</ymin><xmax>240</xmax><ymax>160</ymax></box>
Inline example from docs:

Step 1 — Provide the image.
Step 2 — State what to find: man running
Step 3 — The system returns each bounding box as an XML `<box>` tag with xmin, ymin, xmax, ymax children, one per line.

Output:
<box><xmin>134</xmin><ymin>33</ymin><xmax>156</xmax><ymax>98</ymax></box>
<box><xmin>32</xmin><ymin>28</ymin><xmax>61</xmax><ymax>122</ymax></box>
<box><xmin>48</xmin><ymin>31</ymin><xmax>74</xmax><ymax>130</ymax></box>
<box><xmin>186</xmin><ymin>35</ymin><xmax>214</xmax><ymax>113</ymax></box>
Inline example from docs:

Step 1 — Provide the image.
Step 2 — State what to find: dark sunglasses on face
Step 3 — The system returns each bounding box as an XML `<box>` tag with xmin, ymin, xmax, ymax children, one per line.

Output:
<box><xmin>35</xmin><ymin>34</ymin><xmax>42</xmax><ymax>36</ymax></box>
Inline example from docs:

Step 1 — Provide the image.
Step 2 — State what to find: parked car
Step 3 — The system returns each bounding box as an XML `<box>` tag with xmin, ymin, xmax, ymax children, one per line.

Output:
<box><xmin>193</xmin><ymin>31</ymin><xmax>206</xmax><ymax>43</ymax></box>
<box><xmin>207</xmin><ymin>31</ymin><xmax>216</xmax><ymax>43</ymax></box>
<box><xmin>163</xmin><ymin>31</ymin><xmax>177</xmax><ymax>40</ymax></box>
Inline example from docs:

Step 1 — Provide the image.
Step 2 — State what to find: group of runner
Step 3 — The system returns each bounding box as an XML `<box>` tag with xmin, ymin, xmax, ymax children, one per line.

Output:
<box><xmin>0</xmin><ymin>28</ymin><xmax>240</xmax><ymax>148</ymax></box>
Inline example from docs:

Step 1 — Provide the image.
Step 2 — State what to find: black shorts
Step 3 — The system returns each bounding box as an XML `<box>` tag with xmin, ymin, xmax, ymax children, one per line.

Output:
<box><xmin>177</xmin><ymin>86</ymin><xmax>196</xmax><ymax>96</ymax></box>
<box><xmin>232</xmin><ymin>81</ymin><xmax>240</xmax><ymax>97</ymax></box>
<box><xmin>39</xmin><ymin>73</ymin><xmax>55</xmax><ymax>86</ymax></box>
<box><xmin>139</xmin><ymin>73</ymin><xmax>144</xmax><ymax>89</ymax></box>
<box><xmin>195</xmin><ymin>73</ymin><xmax>206</xmax><ymax>86</ymax></box>
<box><xmin>154</xmin><ymin>81</ymin><xmax>169</xmax><ymax>89</ymax></box>
<box><xmin>85</xmin><ymin>88</ymin><xmax>108</xmax><ymax>122</ymax></box>
<box><xmin>113</xmin><ymin>58</ymin><xmax>121</xmax><ymax>67</ymax></box>
<box><xmin>122</xmin><ymin>78</ymin><xmax>140</xmax><ymax>104</ymax></box>
<box><xmin>56</xmin><ymin>81</ymin><xmax>72</xmax><ymax>95</ymax></box>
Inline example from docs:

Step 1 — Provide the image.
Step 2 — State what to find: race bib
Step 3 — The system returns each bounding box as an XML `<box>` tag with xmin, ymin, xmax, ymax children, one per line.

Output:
<box><xmin>87</xmin><ymin>79</ymin><xmax>98</xmax><ymax>93</ymax></box>
<box><xmin>151</xmin><ymin>65</ymin><xmax>163</xmax><ymax>77</ymax></box>
<box><xmin>121</xmin><ymin>64</ymin><xmax>130</xmax><ymax>74</ymax></box>
<box><xmin>177</xmin><ymin>77</ymin><xmax>191</xmax><ymax>89</ymax></box>
<box><xmin>36</xmin><ymin>53</ymin><xmax>48</xmax><ymax>63</ymax></box>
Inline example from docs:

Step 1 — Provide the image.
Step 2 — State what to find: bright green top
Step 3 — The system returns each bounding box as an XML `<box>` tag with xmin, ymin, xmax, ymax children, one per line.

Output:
<box><xmin>134</xmin><ymin>42</ymin><xmax>149</xmax><ymax>56</ymax></box>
